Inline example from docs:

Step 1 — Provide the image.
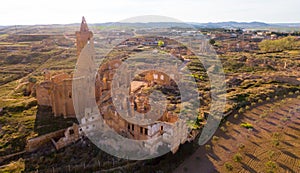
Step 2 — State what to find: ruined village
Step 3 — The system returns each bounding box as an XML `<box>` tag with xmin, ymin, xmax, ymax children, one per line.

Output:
<box><xmin>0</xmin><ymin>16</ymin><xmax>300</xmax><ymax>172</ymax></box>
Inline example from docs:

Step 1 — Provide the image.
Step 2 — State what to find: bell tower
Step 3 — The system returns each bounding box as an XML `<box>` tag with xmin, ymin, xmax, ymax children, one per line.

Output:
<box><xmin>75</xmin><ymin>16</ymin><xmax>93</xmax><ymax>57</ymax></box>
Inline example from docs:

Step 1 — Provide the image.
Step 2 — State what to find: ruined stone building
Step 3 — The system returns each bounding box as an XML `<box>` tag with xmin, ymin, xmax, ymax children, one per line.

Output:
<box><xmin>26</xmin><ymin>123</ymin><xmax>81</xmax><ymax>152</ymax></box>
<box><xmin>92</xmin><ymin>53</ymin><xmax>189</xmax><ymax>153</ymax></box>
<box><xmin>36</xmin><ymin>73</ymin><xmax>75</xmax><ymax>118</ymax></box>
<box><xmin>33</xmin><ymin>17</ymin><xmax>191</xmax><ymax>154</ymax></box>
<box><xmin>75</xmin><ymin>16</ymin><xmax>93</xmax><ymax>57</ymax></box>
<box><xmin>36</xmin><ymin>17</ymin><xmax>93</xmax><ymax>118</ymax></box>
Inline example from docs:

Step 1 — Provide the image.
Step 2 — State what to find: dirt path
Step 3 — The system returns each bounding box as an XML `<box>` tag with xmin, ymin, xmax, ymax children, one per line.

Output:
<box><xmin>174</xmin><ymin>97</ymin><xmax>300</xmax><ymax>173</ymax></box>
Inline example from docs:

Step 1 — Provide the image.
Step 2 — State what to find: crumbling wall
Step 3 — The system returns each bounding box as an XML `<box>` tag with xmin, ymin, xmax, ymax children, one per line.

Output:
<box><xmin>51</xmin><ymin>123</ymin><xmax>81</xmax><ymax>150</ymax></box>
<box><xmin>26</xmin><ymin>129</ymin><xmax>65</xmax><ymax>152</ymax></box>
<box><xmin>36</xmin><ymin>81</ymin><xmax>52</xmax><ymax>106</ymax></box>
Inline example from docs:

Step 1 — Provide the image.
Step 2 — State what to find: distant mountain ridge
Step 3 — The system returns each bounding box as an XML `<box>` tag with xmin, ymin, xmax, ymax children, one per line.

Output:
<box><xmin>1</xmin><ymin>22</ymin><xmax>300</xmax><ymax>32</ymax></box>
<box><xmin>191</xmin><ymin>21</ymin><xmax>300</xmax><ymax>29</ymax></box>
<box><xmin>190</xmin><ymin>21</ymin><xmax>271</xmax><ymax>28</ymax></box>
<box><xmin>91</xmin><ymin>21</ymin><xmax>300</xmax><ymax>30</ymax></box>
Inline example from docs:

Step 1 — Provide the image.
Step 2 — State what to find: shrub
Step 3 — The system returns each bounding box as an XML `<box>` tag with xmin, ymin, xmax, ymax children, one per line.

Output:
<box><xmin>251</xmin><ymin>102</ymin><xmax>256</xmax><ymax>106</ymax></box>
<box><xmin>274</xmin><ymin>96</ymin><xmax>278</xmax><ymax>99</ymax></box>
<box><xmin>265</xmin><ymin>161</ymin><xmax>276</xmax><ymax>168</ymax></box>
<box><xmin>240</xmin><ymin>122</ymin><xmax>253</xmax><ymax>129</ymax></box>
<box><xmin>268</xmin><ymin>150</ymin><xmax>275</xmax><ymax>159</ymax></box>
<box><xmin>265</xmin><ymin>161</ymin><xmax>277</xmax><ymax>173</ymax></box>
<box><xmin>266</xmin><ymin>97</ymin><xmax>270</xmax><ymax>101</ymax></box>
<box><xmin>245</xmin><ymin>106</ymin><xmax>250</xmax><ymax>110</ymax></box>
<box><xmin>220</xmin><ymin>126</ymin><xmax>227</xmax><ymax>132</ymax></box>
<box><xmin>238</xmin><ymin>108</ymin><xmax>244</xmax><ymax>114</ymax></box>
<box><xmin>226</xmin><ymin>121</ymin><xmax>231</xmax><ymax>126</ymax></box>
<box><xmin>272</xmin><ymin>132</ymin><xmax>280</xmax><ymax>139</ymax></box>
<box><xmin>233</xmin><ymin>153</ymin><xmax>243</xmax><ymax>162</ymax></box>
<box><xmin>258</xmin><ymin>99</ymin><xmax>263</xmax><ymax>103</ymax></box>
<box><xmin>224</xmin><ymin>162</ymin><xmax>233</xmax><ymax>171</ymax></box>
<box><xmin>234</xmin><ymin>114</ymin><xmax>239</xmax><ymax>119</ymax></box>
<box><xmin>212</xmin><ymin>136</ymin><xmax>219</xmax><ymax>141</ymax></box>
<box><xmin>205</xmin><ymin>144</ymin><xmax>211</xmax><ymax>150</ymax></box>
<box><xmin>238</xmin><ymin>143</ymin><xmax>245</xmax><ymax>150</ymax></box>
<box><xmin>272</xmin><ymin>140</ymin><xmax>280</xmax><ymax>147</ymax></box>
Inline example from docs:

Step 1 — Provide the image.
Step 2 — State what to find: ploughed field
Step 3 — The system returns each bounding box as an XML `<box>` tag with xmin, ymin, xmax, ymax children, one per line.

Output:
<box><xmin>175</xmin><ymin>96</ymin><xmax>300</xmax><ymax>173</ymax></box>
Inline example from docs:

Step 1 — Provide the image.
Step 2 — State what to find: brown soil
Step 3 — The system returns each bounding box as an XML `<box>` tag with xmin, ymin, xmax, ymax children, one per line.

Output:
<box><xmin>174</xmin><ymin>97</ymin><xmax>300</xmax><ymax>173</ymax></box>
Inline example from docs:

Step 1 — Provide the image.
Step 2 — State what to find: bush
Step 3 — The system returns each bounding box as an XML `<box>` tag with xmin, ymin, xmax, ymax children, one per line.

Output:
<box><xmin>224</xmin><ymin>162</ymin><xmax>233</xmax><ymax>171</ymax></box>
<box><xmin>220</xmin><ymin>126</ymin><xmax>227</xmax><ymax>132</ymax></box>
<box><xmin>265</xmin><ymin>161</ymin><xmax>277</xmax><ymax>172</ymax></box>
<box><xmin>272</xmin><ymin>140</ymin><xmax>280</xmax><ymax>147</ymax></box>
<box><xmin>209</xmin><ymin>39</ymin><xmax>216</xmax><ymax>45</ymax></box>
<box><xmin>205</xmin><ymin>144</ymin><xmax>211</xmax><ymax>150</ymax></box>
<box><xmin>238</xmin><ymin>108</ymin><xmax>244</xmax><ymax>114</ymax></box>
<box><xmin>212</xmin><ymin>136</ymin><xmax>219</xmax><ymax>141</ymax></box>
<box><xmin>238</xmin><ymin>143</ymin><xmax>245</xmax><ymax>150</ymax></box>
<box><xmin>240</xmin><ymin>122</ymin><xmax>253</xmax><ymax>129</ymax></box>
<box><xmin>226</xmin><ymin>121</ymin><xmax>231</xmax><ymax>126</ymax></box>
<box><xmin>268</xmin><ymin>150</ymin><xmax>275</xmax><ymax>159</ymax></box>
<box><xmin>272</xmin><ymin>132</ymin><xmax>280</xmax><ymax>139</ymax></box>
<box><xmin>234</xmin><ymin>114</ymin><xmax>239</xmax><ymax>119</ymax></box>
<box><xmin>233</xmin><ymin>153</ymin><xmax>243</xmax><ymax>162</ymax></box>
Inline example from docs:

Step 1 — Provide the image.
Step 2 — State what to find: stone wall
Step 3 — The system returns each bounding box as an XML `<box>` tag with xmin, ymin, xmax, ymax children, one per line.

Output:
<box><xmin>51</xmin><ymin>123</ymin><xmax>81</xmax><ymax>150</ymax></box>
<box><xmin>36</xmin><ymin>73</ymin><xmax>75</xmax><ymax>118</ymax></box>
<box><xmin>26</xmin><ymin>129</ymin><xmax>65</xmax><ymax>152</ymax></box>
<box><xmin>36</xmin><ymin>81</ymin><xmax>52</xmax><ymax>106</ymax></box>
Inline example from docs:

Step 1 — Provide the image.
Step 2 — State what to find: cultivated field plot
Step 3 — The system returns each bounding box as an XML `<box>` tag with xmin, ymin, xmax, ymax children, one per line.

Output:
<box><xmin>175</xmin><ymin>97</ymin><xmax>300</xmax><ymax>173</ymax></box>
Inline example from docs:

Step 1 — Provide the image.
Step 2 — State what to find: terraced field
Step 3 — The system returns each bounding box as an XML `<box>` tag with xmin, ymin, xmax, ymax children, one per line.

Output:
<box><xmin>175</xmin><ymin>96</ymin><xmax>300</xmax><ymax>173</ymax></box>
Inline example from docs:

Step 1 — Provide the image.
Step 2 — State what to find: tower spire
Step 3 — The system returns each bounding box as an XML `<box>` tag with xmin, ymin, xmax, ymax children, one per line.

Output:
<box><xmin>75</xmin><ymin>16</ymin><xmax>93</xmax><ymax>57</ymax></box>
<box><xmin>80</xmin><ymin>16</ymin><xmax>89</xmax><ymax>32</ymax></box>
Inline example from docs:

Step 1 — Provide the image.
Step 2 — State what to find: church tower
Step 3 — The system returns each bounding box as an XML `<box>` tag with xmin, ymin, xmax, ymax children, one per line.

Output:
<box><xmin>75</xmin><ymin>16</ymin><xmax>93</xmax><ymax>57</ymax></box>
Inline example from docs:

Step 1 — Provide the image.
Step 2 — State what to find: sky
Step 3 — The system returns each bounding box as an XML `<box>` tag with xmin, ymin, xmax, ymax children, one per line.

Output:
<box><xmin>1</xmin><ymin>0</ymin><xmax>299</xmax><ymax>25</ymax></box>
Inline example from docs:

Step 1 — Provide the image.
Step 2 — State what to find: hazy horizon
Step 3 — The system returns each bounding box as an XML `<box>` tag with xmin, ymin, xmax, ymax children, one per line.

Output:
<box><xmin>1</xmin><ymin>0</ymin><xmax>300</xmax><ymax>26</ymax></box>
<box><xmin>1</xmin><ymin>20</ymin><xmax>300</xmax><ymax>27</ymax></box>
